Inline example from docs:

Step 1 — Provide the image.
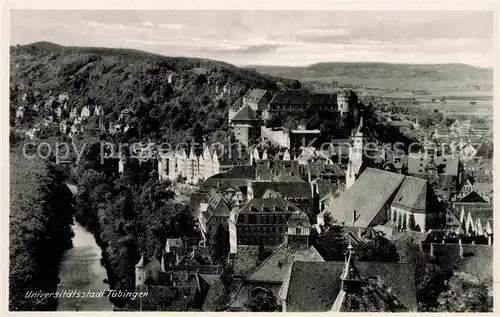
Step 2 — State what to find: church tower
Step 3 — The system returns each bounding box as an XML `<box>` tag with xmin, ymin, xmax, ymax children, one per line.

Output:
<box><xmin>331</xmin><ymin>243</ymin><xmax>362</xmax><ymax>311</ymax></box>
<box><xmin>345</xmin><ymin>117</ymin><xmax>364</xmax><ymax>189</ymax></box>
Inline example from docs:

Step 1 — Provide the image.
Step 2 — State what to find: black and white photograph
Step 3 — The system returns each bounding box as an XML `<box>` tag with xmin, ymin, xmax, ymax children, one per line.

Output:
<box><xmin>6</xmin><ymin>3</ymin><xmax>496</xmax><ymax>313</ymax></box>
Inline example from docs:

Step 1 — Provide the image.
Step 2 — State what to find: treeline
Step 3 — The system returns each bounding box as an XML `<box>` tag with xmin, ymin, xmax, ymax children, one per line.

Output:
<box><xmin>10</xmin><ymin>42</ymin><xmax>298</xmax><ymax>145</ymax></box>
<box><xmin>72</xmin><ymin>142</ymin><xmax>199</xmax><ymax>308</ymax></box>
<box><xmin>9</xmin><ymin>150</ymin><xmax>75</xmax><ymax>311</ymax></box>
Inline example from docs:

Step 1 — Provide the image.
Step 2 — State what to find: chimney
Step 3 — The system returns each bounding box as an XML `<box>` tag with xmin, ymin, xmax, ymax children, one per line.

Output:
<box><xmin>459</xmin><ymin>239</ymin><xmax>464</xmax><ymax>258</ymax></box>
<box><xmin>430</xmin><ymin>243</ymin><xmax>434</xmax><ymax>257</ymax></box>
<box><xmin>488</xmin><ymin>235</ymin><xmax>492</xmax><ymax>246</ymax></box>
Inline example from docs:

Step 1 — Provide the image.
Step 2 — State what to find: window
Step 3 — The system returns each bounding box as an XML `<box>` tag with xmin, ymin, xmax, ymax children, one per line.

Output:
<box><xmin>295</xmin><ymin>227</ymin><xmax>301</xmax><ymax>235</ymax></box>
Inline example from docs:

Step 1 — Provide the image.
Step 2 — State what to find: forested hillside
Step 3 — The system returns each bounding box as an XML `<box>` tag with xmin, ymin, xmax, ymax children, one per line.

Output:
<box><xmin>10</xmin><ymin>42</ymin><xmax>297</xmax><ymax>144</ymax></box>
<box><xmin>9</xmin><ymin>150</ymin><xmax>75</xmax><ymax>311</ymax></box>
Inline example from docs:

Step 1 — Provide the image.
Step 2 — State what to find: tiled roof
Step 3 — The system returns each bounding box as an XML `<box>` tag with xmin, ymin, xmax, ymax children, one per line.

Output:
<box><xmin>407</xmin><ymin>154</ymin><xmax>459</xmax><ymax>176</ymax></box>
<box><xmin>273</xmin><ymin>174</ymin><xmax>306</xmax><ymax>183</ymax></box>
<box><xmin>327</xmin><ymin>168</ymin><xmax>405</xmax><ymax>227</ymax></box>
<box><xmin>206</xmin><ymin>165</ymin><xmax>255</xmax><ymax>181</ymax></box>
<box><xmin>231</xmin><ymin>105</ymin><xmax>259</xmax><ymax>121</ymax></box>
<box><xmin>391</xmin><ymin>176</ymin><xmax>428</xmax><ymax>213</ymax></box>
<box><xmin>237</xmin><ymin>197</ymin><xmax>301</xmax><ymax>219</ymax></box>
<box><xmin>245</xmin><ymin>89</ymin><xmax>270</xmax><ymax>102</ymax></box>
<box><xmin>314</xmin><ymin>179</ymin><xmax>341</xmax><ymax>198</ymax></box>
<box><xmin>458</xmin><ymin>191</ymin><xmax>488</xmax><ymax>203</ymax></box>
<box><xmin>269</xmin><ymin>91</ymin><xmax>337</xmax><ymax>106</ymax></box>
<box><xmin>232</xmin><ymin>245</ymin><xmax>260</xmax><ymax>277</ymax></box>
<box><xmin>204</xmin><ymin>190</ymin><xmax>231</xmax><ymax>222</ymax></box>
<box><xmin>245</xmin><ymin>244</ymin><xmax>324</xmax><ymax>283</ymax></box>
<box><xmin>282</xmin><ymin>261</ymin><xmax>416</xmax><ymax>312</ymax></box>
<box><xmin>250</xmin><ymin>181</ymin><xmax>312</xmax><ymax>199</ymax></box>
<box><xmin>269</xmin><ymin>90</ymin><xmax>310</xmax><ymax>105</ymax></box>
<box><xmin>230</xmin><ymin>98</ymin><xmax>242</xmax><ymax>110</ymax></box>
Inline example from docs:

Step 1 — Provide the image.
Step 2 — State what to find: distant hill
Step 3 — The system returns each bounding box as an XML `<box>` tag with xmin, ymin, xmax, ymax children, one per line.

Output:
<box><xmin>10</xmin><ymin>42</ymin><xmax>297</xmax><ymax>143</ymax></box>
<box><xmin>246</xmin><ymin>62</ymin><xmax>493</xmax><ymax>86</ymax></box>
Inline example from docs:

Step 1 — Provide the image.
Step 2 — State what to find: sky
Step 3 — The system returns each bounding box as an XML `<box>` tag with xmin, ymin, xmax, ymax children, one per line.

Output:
<box><xmin>10</xmin><ymin>10</ymin><xmax>494</xmax><ymax>67</ymax></box>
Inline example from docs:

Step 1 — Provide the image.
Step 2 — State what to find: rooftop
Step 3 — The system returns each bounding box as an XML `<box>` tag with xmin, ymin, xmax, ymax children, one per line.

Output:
<box><xmin>281</xmin><ymin>261</ymin><xmax>416</xmax><ymax>312</ymax></box>
<box><xmin>327</xmin><ymin>168</ymin><xmax>405</xmax><ymax>227</ymax></box>
<box><xmin>231</xmin><ymin>105</ymin><xmax>259</xmax><ymax>121</ymax></box>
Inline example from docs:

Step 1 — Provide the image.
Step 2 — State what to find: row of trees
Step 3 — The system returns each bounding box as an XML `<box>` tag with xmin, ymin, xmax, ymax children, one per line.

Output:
<box><xmin>9</xmin><ymin>150</ymin><xmax>75</xmax><ymax>311</ymax></box>
<box><xmin>72</xmin><ymin>142</ymin><xmax>199</xmax><ymax>308</ymax></box>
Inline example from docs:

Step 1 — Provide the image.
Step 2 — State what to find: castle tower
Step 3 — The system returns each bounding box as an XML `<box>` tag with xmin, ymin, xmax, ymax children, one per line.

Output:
<box><xmin>285</xmin><ymin>210</ymin><xmax>311</xmax><ymax>250</ymax></box>
<box><xmin>337</xmin><ymin>90</ymin><xmax>350</xmax><ymax>116</ymax></box>
<box><xmin>135</xmin><ymin>253</ymin><xmax>147</xmax><ymax>288</ymax></box>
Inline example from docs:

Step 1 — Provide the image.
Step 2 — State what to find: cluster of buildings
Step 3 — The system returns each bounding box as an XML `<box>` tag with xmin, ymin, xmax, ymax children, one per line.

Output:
<box><xmin>228</xmin><ymin>88</ymin><xmax>358</xmax><ymax>146</ymax></box>
<box><xmin>152</xmin><ymin>87</ymin><xmax>493</xmax><ymax>312</ymax></box>
<box><xmin>14</xmin><ymin>91</ymin><xmax>104</xmax><ymax>137</ymax></box>
<box><xmin>17</xmin><ymin>81</ymin><xmax>489</xmax><ymax>312</ymax></box>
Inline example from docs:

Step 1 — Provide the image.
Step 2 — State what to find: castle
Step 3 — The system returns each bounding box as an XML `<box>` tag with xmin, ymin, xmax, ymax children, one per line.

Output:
<box><xmin>229</xmin><ymin>88</ymin><xmax>358</xmax><ymax>147</ymax></box>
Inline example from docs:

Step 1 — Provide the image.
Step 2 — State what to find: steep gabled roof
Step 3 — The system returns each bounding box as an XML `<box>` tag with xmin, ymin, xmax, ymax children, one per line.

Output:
<box><xmin>245</xmin><ymin>244</ymin><xmax>324</xmax><ymax>283</ymax></box>
<box><xmin>204</xmin><ymin>190</ymin><xmax>231</xmax><ymax>222</ymax></box>
<box><xmin>251</xmin><ymin>181</ymin><xmax>312</xmax><ymax>199</ymax></box>
<box><xmin>391</xmin><ymin>176</ymin><xmax>428</xmax><ymax>213</ymax></box>
<box><xmin>327</xmin><ymin>168</ymin><xmax>405</xmax><ymax>227</ymax></box>
<box><xmin>269</xmin><ymin>90</ymin><xmax>310</xmax><ymax>105</ymax></box>
<box><xmin>282</xmin><ymin>261</ymin><xmax>416</xmax><ymax>312</ymax></box>
<box><xmin>231</xmin><ymin>105</ymin><xmax>259</xmax><ymax>121</ymax></box>
<box><xmin>237</xmin><ymin>197</ymin><xmax>301</xmax><ymax>219</ymax></box>
<box><xmin>244</xmin><ymin>88</ymin><xmax>270</xmax><ymax>103</ymax></box>
<box><xmin>458</xmin><ymin>191</ymin><xmax>488</xmax><ymax>203</ymax></box>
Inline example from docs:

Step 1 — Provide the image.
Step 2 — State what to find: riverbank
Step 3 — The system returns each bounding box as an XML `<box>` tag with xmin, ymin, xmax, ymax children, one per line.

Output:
<box><xmin>56</xmin><ymin>221</ymin><xmax>113</xmax><ymax>311</ymax></box>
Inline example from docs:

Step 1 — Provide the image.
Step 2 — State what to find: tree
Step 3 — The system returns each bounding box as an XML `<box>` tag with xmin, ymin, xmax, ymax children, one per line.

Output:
<box><xmin>245</xmin><ymin>291</ymin><xmax>281</xmax><ymax>312</ymax></box>
<box><xmin>417</xmin><ymin>263</ymin><xmax>453</xmax><ymax>311</ymax></box>
<box><xmin>314</xmin><ymin>217</ymin><xmax>346</xmax><ymax>261</ymax></box>
<box><xmin>290</xmin><ymin>79</ymin><xmax>301</xmax><ymax>89</ymax></box>
<box><xmin>436</xmin><ymin>272</ymin><xmax>493</xmax><ymax>312</ymax></box>
<box><xmin>356</xmin><ymin>235</ymin><xmax>400</xmax><ymax>262</ymax></box>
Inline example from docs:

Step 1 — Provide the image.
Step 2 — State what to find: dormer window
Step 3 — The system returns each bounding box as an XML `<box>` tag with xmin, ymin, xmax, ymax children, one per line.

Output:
<box><xmin>295</xmin><ymin>227</ymin><xmax>301</xmax><ymax>235</ymax></box>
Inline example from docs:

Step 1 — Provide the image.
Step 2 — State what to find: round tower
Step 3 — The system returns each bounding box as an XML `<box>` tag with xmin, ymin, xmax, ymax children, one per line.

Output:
<box><xmin>135</xmin><ymin>253</ymin><xmax>146</xmax><ymax>288</ymax></box>
<box><xmin>337</xmin><ymin>90</ymin><xmax>350</xmax><ymax>116</ymax></box>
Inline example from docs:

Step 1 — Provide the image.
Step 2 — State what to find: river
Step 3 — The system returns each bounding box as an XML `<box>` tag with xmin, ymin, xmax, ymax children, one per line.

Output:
<box><xmin>56</xmin><ymin>221</ymin><xmax>113</xmax><ymax>311</ymax></box>
<box><xmin>56</xmin><ymin>183</ymin><xmax>113</xmax><ymax>311</ymax></box>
